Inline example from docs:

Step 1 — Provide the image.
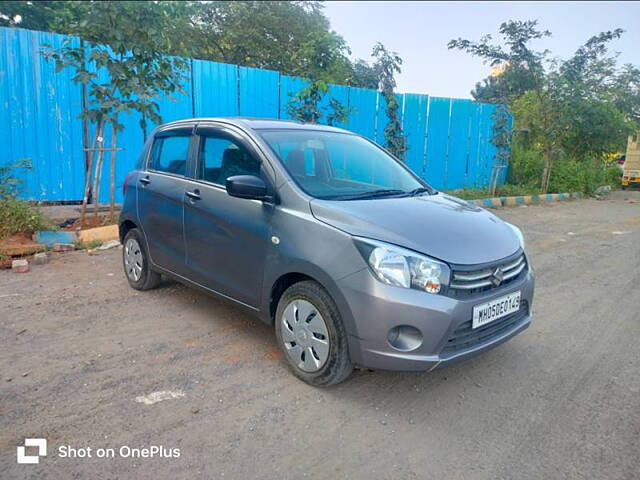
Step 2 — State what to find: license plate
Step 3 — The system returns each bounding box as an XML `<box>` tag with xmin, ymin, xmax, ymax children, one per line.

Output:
<box><xmin>472</xmin><ymin>291</ymin><xmax>521</xmax><ymax>329</ymax></box>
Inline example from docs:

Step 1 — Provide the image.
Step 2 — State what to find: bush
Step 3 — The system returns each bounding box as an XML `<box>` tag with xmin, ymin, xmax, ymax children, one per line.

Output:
<box><xmin>507</xmin><ymin>138</ymin><xmax>622</xmax><ymax>195</ymax></box>
<box><xmin>0</xmin><ymin>197</ymin><xmax>51</xmax><ymax>238</ymax></box>
<box><xmin>549</xmin><ymin>159</ymin><xmax>621</xmax><ymax>195</ymax></box>
<box><xmin>446</xmin><ymin>184</ymin><xmax>539</xmax><ymax>200</ymax></box>
<box><xmin>507</xmin><ymin>139</ymin><xmax>544</xmax><ymax>187</ymax></box>
<box><xmin>0</xmin><ymin>159</ymin><xmax>52</xmax><ymax>238</ymax></box>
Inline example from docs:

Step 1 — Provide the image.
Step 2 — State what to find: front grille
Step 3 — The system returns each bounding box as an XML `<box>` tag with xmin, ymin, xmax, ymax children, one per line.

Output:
<box><xmin>447</xmin><ymin>251</ymin><xmax>527</xmax><ymax>298</ymax></box>
<box><xmin>441</xmin><ymin>300</ymin><xmax>529</xmax><ymax>356</ymax></box>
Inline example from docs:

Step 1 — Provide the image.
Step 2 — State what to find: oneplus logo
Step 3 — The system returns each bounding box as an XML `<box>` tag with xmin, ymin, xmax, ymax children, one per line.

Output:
<box><xmin>17</xmin><ymin>438</ymin><xmax>47</xmax><ymax>464</ymax></box>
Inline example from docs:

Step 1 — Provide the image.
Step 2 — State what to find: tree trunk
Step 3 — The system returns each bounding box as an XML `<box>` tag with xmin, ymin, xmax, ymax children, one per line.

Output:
<box><xmin>92</xmin><ymin>129</ymin><xmax>106</xmax><ymax>219</ymax></box>
<box><xmin>80</xmin><ymin>121</ymin><xmax>104</xmax><ymax>225</ymax></box>
<box><xmin>541</xmin><ymin>149</ymin><xmax>552</xmax><ymax>194</ymax></box>
<box><xmin>109</xmin><ymin>118</ymin><xmax>118</xmax><ymax>223</ymax></box>
<box><xmin>488</xmin><ymin>166</ymin><xmax>499</xmax><ymax>197</ymax></box>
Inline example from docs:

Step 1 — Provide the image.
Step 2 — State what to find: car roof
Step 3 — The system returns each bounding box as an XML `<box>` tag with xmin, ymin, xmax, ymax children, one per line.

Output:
<box><xmin>159</xmin><ymin>117</ymin><xmax>351</xmax><ymax>134</ymax></box>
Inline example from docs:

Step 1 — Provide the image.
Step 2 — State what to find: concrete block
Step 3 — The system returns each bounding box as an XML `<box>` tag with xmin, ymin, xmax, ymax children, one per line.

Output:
<box><xmin>12</xmin><ymin>259</ymin><xmax>29</xmax><ymax>273</ymax></box>
<box><xmin>33</xmin><ymin>252</ymin><xmax>49</xmax><ymax>265</ymax></box>
<box><xmin>34</xmin><ymin>230</ymin><xmax>77</xmax><ymax>248</ymax></box>
<box><xmin>77</xmin><ymin>224</ymin><xmax>119</xmax><ymax>244</ymax></box>
<box><xmin>53</xmin><ymin>243</ymin><xmax>75</xmax><ymax>252</ymax></box>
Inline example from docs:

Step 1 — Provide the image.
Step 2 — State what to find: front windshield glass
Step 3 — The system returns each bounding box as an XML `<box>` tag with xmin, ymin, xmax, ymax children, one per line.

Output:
<box><xmin>259</xmin><ymin>129</ymin><xmax>431</xmax><ymax>200</ymax></box>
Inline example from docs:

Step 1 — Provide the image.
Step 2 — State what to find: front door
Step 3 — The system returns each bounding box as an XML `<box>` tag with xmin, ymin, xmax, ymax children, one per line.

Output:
<box><xmin>183</xmin><ymin>125</ymin><xmax>273</xmax><ymax>308</ymax></box>
<box><xmin>137</xmin><ymin>127</ymin><xmax>193</xmax><ymax>274</ymax></box>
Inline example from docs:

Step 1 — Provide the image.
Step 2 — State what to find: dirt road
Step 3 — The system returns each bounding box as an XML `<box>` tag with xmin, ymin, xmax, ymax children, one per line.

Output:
<box><xmin>2</xmin><ymin>192</ymin><xmax>639</xmax><ymax>479</ymax></box>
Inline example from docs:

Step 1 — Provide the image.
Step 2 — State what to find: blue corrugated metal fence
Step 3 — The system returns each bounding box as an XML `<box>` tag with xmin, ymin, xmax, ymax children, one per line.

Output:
<box><xmin>0</xmin><ymin>27</ymin><xmax>508</xmax><ymax>203</ymax></box>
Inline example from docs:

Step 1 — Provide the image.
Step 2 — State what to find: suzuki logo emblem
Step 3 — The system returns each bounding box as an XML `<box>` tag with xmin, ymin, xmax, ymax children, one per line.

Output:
<box><xmin>491</xmin><ymin>267</ymin><xmax>505</xmax><ymax>286</ymax></box>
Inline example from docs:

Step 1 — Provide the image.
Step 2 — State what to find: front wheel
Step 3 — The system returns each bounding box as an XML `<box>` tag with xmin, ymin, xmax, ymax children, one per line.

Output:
<box><xmin>275</xmin><ymin>281</ymin><xmax>353</xmax><ymax>386</ymax></box>
<box><xmin>122</xmin><ymin>228</ymin><xmax>161</xmax><ymax>291</ymax></box>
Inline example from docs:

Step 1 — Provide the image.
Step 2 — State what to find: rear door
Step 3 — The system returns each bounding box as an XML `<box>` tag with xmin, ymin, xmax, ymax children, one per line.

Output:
<box><xmin>183</xmin><ymin>124</ymin><xmax>274</xmax><ymax>308</ymax></box>
<box><xmin>137</xmin><ymin>126</ymin><xmax>194</xmax><ymax>274</ymax></box>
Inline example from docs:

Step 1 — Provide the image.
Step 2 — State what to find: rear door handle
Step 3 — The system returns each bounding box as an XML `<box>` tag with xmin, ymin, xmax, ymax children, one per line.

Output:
<box><xmin>185</xmin><ymin>189</ymin><xmax>201</xmax><ymax>201</ymax></box>
<box><xmin>139</xmin><ymin>176</ymin><xmax>151</xmax><ymax>185</ymax></box>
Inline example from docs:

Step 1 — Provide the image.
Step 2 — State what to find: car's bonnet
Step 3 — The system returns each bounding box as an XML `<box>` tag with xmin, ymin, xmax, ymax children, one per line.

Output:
<box><xmin>309</xmin><ymin>193</ymin><xmax>521</xmax><ymax>265</ymax></box>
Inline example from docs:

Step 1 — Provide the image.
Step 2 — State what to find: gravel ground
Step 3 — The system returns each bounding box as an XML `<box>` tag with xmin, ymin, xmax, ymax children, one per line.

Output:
<box><xmin>1</xmin><ymin>191</ymin><xmax>639</xmax><ymax>479</ymax></box>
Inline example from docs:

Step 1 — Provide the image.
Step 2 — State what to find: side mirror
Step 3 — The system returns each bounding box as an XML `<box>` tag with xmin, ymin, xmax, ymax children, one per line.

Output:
<box><xmin>225</xmin><ymin>175</ymin><xmax>269</xmax><ymax>201</ymax></box>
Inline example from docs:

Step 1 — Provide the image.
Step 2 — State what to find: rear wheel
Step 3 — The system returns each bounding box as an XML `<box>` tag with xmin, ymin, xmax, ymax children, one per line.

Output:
<box><xmin>122</xmin><ymin>228</ymin><xmax>161</xmax><ymax>291</ymax></box>
<box><xmin>275</xmin><ymin>281</ymin><xmax>353</xmax><ymax>386</ymax></box>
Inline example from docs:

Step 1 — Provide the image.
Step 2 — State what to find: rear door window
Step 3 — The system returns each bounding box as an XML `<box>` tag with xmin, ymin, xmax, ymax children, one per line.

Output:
<box><xmin>149</xmin><ymin>135</ymin><xmax>191</xmax><ymax>176</ymax></box>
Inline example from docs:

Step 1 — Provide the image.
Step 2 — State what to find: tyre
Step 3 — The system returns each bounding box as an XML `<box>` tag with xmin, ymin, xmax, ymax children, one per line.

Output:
<box><xmin>122</xmin><ymin>228</ymin><xmax>161</xmax><ymax>291</ymax></box>
<box><xmin>275</xmin><ymin>280</ymin><xmax>353</xmax><ymax>386</ymax></box>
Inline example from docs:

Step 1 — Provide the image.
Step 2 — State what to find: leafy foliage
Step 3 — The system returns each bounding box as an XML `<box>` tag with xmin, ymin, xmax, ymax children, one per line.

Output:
<box><xmin>372</xmin><ymin>43</ymin><xmax>406</xmax><ymax>160</ymax></box>
<box><xmin>348</xmin><ymin>60</ymin><xmax>379</xmax><ymax>89</ymax></box>
<box><xmin>41</xmin><ymin>2</ymin><xmax>189</xmax><ymax>132</ymax></box>
<box><xmin>451</xmin><ymin>20</ymin><xmax>637</xmax><ymax>193</ymax></box>
<box><xmin>40</xmin><ymin>1</ymin><xmax>191</xmax><ymax>221</ymax></box>
<box><xmin>489</xmin><ymin>105</ymin><xmax>512</xmax><ymax>194</ymax></box>
<box><xmin>326</xmin><ymin>98</ymin><xmax>352</xmax><ymax>126</ymax></box>
<box><xmin>286</xmin><ymin>80</ymin><xmax>353</xmax><ymax>125</ymax></box>
<box><xmin>286</xmin><ymin>81</ymin><xmax>327</xmax><ymax>124</ymax></box>
<box><xmin>611</xmin><ymin>64</ymin><xmax>640</xmax><ymax>124</ymax></box>
<box><xmin>1</xmin><ymin>1</ymin><xmax>378</xmax><ymax>89</ymax></box>
<box><xmin>0</xmin><ymin>159</ymin><xmax>50</xmax><ymax>238</ymax></box>
<box><xmin>0</xmin><ymin>158</ymin><xmax>31</xmax><ymax>199</ymax></box>
<box><xmin>449</xmin><ymin>20</ymin><xmax>550</xmax><ymax>104</ymax></box>
<box><xmin>446</xmin><ymin>184</ymin><xmax>541</xmax><ymax>200</ymax></box>
<box><xmin>508</xmin><ymin>138</ymin><xmax>622</xmax><ymax>195</ymax></box>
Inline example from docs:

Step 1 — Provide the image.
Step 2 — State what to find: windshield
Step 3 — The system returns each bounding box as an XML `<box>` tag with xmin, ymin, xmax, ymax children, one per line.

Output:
<box><xmin>259</xmin><ymin>130</ymin><xmax>432</xmax><ymax>200</ymax></box>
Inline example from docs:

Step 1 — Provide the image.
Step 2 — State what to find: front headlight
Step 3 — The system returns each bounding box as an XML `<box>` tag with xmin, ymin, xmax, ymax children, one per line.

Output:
<box><xmin>354</xmin><ymin>238</ymin><xmax>450</xmax><ymax>294</ymax></box>
<box><xmin>505</xmin><ymin>223</ymin><xmax>525</xmax><ymax>249</ymax></box>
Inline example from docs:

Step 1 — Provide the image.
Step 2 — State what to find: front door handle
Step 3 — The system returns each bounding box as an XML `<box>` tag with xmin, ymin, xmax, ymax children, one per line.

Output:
<box><xmin>185</xmin><ymin>189</ymin><xmax>201</xmax><ymax>201</ymax></box>
<box><xmin>139</xmin><ymin>176</ymin><xmax>151</xmax><ymax>185</ymax></box>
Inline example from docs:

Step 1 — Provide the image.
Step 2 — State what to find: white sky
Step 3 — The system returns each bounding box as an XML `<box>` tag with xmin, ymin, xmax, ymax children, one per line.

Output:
<box><xmin>324</xmin><ymin>1</ymin><xmax>640</xmax><ymax>98</ymax></box>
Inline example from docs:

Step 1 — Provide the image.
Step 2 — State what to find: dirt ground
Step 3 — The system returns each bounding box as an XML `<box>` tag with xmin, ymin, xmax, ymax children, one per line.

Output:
<box><xmin>1</xmin><ymin>192</ymin><xmax>639</xmax><ymax>479</ymax></box>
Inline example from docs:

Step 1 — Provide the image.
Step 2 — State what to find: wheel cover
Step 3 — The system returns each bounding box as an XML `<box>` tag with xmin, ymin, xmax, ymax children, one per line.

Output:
<box><xmin>281</xmin><ymin>299</ymin><xmax>330</xmax><ymax>373</ymax></box>
<box><xmin>124</xmin><ymin>238</ymin><xmax>144</xmax><ymax>282</ymax></box>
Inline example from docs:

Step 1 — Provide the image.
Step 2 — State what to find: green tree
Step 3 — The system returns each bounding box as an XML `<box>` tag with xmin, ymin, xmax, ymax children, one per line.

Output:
<box><xmin>372</xmin><ymin>42</ymin><xmax>406</xmax><ymax>160</ymax></box>
<box><xmin>0</xmin><ymin>1</ymin><xmax>89</xmax><ymax>31</ymax></box>
<box><xmin>286</xmin><ymin>81</ymin><xmax>327</xmax><ymax>124</ymax></box>
<box><xmin>511</xmin><ymin>29</ymin><xmax>633</xmax><ymax>192</ymax></box>
<box><xmin>0</xmin><ymin>159</ymin><xmax>51</xmax><ymax>238</ymax></box>
<box><xmin>448</xmin><ymin>20</ymin><xmax>550</xmax><ymax>104</ymax></box>
<box><xmin>286</xmin><ymin>81</ymin><xmax>352</xmax><ymax>125</ymax></box>
<box><xmin>2</xmin><ymin>1</ymin><xmax>381</xmax><ymax>88</ymax></box>
<box><xmin>610</xmin><ymin>64</ymin><xmax>640</xmax><ymax>126</ymax></box>
<box><xmin>452</xmin><ymin>20</ymin><xmax>636</xmax><ymax>193</ymax></box>
<box><xmin>347</xmin><ymin>59</ymin><xmax>379</xmax><ymax>89</ymax></box>
<box><xmin>42</xmin><ymin>1</ymin><xmax>188</xmax><ymax>221</ymax></box>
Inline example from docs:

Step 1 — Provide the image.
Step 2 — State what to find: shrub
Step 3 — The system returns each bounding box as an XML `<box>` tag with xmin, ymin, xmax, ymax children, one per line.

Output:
<box><xmin>549</xmin><ymin>159</ymin><xmax>621</xmax><ymax>195</ymax></box>
<box><xmin>507</xmin><ymin>140</ymin><xmax>544</xmax><ymax>188</ymax></box>
<box><xmin>0</xmin><ymin>197</ymin><xmax>51</xmax><ymax>238</ymax></box>
<box><xmin>508</xmin><ymin>137</ymin><xmax>622</xmax><ymax>195</ymax></box>
<box><xmin>0</xmin><ymin>159</ymin><xmax>52</xmax><ymax>238</ymax></box>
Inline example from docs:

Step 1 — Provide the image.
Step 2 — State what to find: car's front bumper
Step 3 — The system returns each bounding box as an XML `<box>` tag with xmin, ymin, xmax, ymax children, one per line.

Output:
<box><xmin>338</xmin><ymin>266</ymin><xmax>535</xmax><ymax>371</ymax></box>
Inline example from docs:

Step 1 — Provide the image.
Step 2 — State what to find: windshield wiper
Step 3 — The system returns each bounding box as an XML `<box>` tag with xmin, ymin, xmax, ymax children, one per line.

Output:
<box><xmin>333</xmin><ymin>189</ymin><xmax>407</xmax><ymax>200</ymax></box>
<box><xmin>406</xmin><ymin>187</ymin><xmax>435</xmax><ymax>197</ymax></box>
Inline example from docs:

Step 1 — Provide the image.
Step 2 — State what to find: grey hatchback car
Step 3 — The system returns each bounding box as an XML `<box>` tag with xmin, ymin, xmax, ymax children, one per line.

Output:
<box><xmin>119</xmin><ymin>118</ymin><xmax>534</xmax><ymax>386</ymax></box>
